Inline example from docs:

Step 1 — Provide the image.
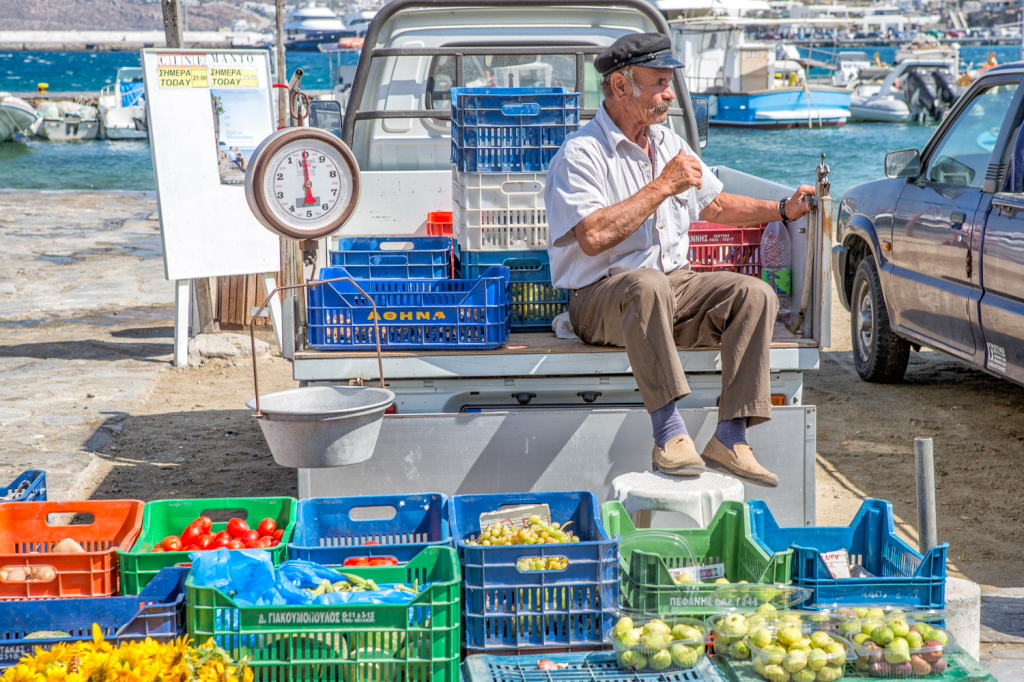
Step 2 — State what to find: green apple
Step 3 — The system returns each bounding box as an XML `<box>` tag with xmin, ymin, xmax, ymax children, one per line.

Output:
<box><xmin>807</xmin><ymin>649</ymin><xmax>828</xmax><ymax>672</ymax></box>
<box><xmin>792</xmin><ymin>669</ymin><xmax>817</xmax><ymax>682</ymax></box>
<box><xmin>871</xmin><ymin>626</ymin><xmax>894</xmax><ymax>647</ymax></box>
<box><xmin>729</xmin><ymin>640</ymin><xmax>751</xmax><ymax>660</ymax></box>
<box><xmin>670</xmin><ymin>643</ymin><xmax>699</xmax><ymax>668</ymax></box>
<box><xmin>783</xmin><ymin>650</ymin><xmax>808</xmax><ymax>673</ymax></box>
<box><xmin>650</xmin><ymin>649</ymin><xmax>672</xmax><ymax>671</ymax></box>
<box><xmin>778</xmin><ymin>627</ymin><xmax>803</xmax><ymax>648</ymax></box>
<box><xmin>750</xmin><ymin>628</ymin><xmax>773</xmax><ymax>650</ymax></box>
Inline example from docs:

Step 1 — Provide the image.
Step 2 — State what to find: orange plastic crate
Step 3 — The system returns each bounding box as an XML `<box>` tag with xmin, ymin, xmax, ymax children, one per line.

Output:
<box><xmin>427</xmin><ymin>211</ymin><xmax>453</xmax><ymax>237</ymax></box>
<box><xmin>689</xmin><ymin>222</ymin><xmax>765</xmax><ymax>276</ymax></box>
<box><xmin>0</xmin><ymin>500</ymin><xmax>144</xmax><ymax>599</ymax></box>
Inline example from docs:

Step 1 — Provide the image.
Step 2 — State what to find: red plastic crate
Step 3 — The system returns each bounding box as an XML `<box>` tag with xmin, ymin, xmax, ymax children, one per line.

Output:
<box><xmin>689</xmin><ymin>222</ymin><xmax>764</xmax><ymax>276</ymax></box>
<box><xmin>427</xmin><ymin>211</ymin><xmax>454</xmax><ymax>237</ymax></box>
<box><xmin>0</xmin><ymin>500</ymin><xmax>144</xmax><ymax>599</ymax></box>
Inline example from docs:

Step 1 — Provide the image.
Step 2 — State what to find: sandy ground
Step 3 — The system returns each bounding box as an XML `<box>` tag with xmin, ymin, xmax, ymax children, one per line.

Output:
<box><xmin>84</xmin><ymin>281</ymin><xmax>1024</xmax><ymax>590</ymax></box>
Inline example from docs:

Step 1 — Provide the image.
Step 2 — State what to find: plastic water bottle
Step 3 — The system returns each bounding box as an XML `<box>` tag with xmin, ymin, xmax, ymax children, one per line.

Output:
<box><xmin>760</xmin><ymin>221</ymin><xmax>792</xmax><ymax>324</ymax></box>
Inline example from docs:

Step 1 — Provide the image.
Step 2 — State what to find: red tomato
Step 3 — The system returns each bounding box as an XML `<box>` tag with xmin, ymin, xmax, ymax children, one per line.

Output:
<box><xmin>150</xmin><ymin>546</ymin><xmax>165</xmax><ymax>553</ymax></box>
<box><xmin>194</xmin><ymin>516</ymin><xmax>213</xmax><ymax>533</ymax></box>
<box><xmin>268</xmin><ymin>539</ymin><xmax>279</xmax><ymax>547</ymax></box>
<box><xmin>180</xmin><ymin>524</ymin><xmax>203</xmax><ymax>546</ymax></box>
<box><xmin>362</xmin><ymin>540</ymin><xmax>380</xmax><ymax>546</ymax></box>
<box><xmin>162</xmin><ymin>536</ymin><xmax>182</xmax><ymax>551</ymax></box>
<box><xmin>227</xmin><ymin>518</ymin><xmax>249</xmax><ymax>538</ymax></box>
<box><xmin>369</xmin><ymin>558</ymin><xmax>396</xmax><ymax>567</ymax></box>
<box><xmin>227</xmin><ymin>539</ymin><xmax>245</xmax><ymax>549</ymax></box>
<box><xmin>255</xmin><ymin>537</ymin><xmax>273</xmax><ymax>549</ymax></box>
<box><xmin>257</xmin><ymin>518</ymin><xmax>277</xmax><ymax>537</ymax></box>
<box><xmin>214</xmin><ymin>530</ymin><xmax>231</xmax><ymax>543</ymax></box>
<box><xmin>344</xmin><ymin>557</ymin><xmax>371</xmax><ymax>567</ymax></box>
<box><xmin>213</xmin><ymin>535</ymin><xmax>232</xmax><ymax>548</ymax></box>
<box><xmin>242</xmin><ymin>529</ymin><xmax>260</xmax><ymax>546</ymax></box>
<box><xmin>272</xmin><ymin>529</ymin><xmax>284</xmax><ymax>541</ymax></box>
<box><xmin>181</xmin><ymin>544</ymin><xmax>198</xmax><ymax>551</ymax></box>
<box><xmin>196</xmin><ymin>534</ymin><xmax>214</xmax><ymax>550</ymax></box>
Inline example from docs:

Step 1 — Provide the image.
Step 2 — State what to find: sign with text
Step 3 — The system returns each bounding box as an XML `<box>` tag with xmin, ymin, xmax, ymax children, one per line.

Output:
<box><xmin>156</xmin><ymin>53</ymin><xmax>209</xmax><ymax>88</ymax></box>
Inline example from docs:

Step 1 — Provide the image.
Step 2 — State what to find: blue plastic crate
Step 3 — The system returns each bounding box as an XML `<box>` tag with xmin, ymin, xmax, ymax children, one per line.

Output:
<box><xmin>451</xmin><ymin>88</ymin><xmax>580</xmax><ymax>173</ymax></box>
<box><xmin>307</xmin><ymin>265</ymin><xmax>511</xmax><ymax>350</ymax></box>
<box><xmin>330</xmin><ymin>237</ymin><xmax>456</xmax><ymax>280</ymax></box>
<box><xmin>1</xmin><ymin>470</ymin><xmax>46</xmax><ymax>502</ymax></box>
<box><xmin>463</xmin><ymin>651</ymin><xmax>726</xmax><ymax>682</ymax></box>
<box><xmin>449</xmin><ymin>491</ymin><xmax>619</xmax><ymax>653</ymax></box>
<box><xmin>748</xmin><ymin>498</ymin><xmax>947</xmax><ymax>609</ymax></box>
<box><xmin>0</xmin><ymin>566</ymin><xmax>186</xmax><ymax>668</ymax></box>
<box><xmin>288</xmin><ymin>493</ymin><xmax>452</xmax><ymax>565</ymax></box>
<box><xmin>461</xmin><ymin>250</ymin><xmax>568</xmax><ymax>331</ymax></box>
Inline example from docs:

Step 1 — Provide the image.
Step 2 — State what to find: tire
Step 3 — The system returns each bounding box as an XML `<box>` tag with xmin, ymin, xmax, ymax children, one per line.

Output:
<box><xmin>850</xmin><ymin>257</ymin><xmax>910</xmax><ymax>383</ymax></box>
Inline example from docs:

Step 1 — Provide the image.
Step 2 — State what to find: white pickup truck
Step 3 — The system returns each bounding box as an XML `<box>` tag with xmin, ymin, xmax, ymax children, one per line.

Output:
<box><xmin>285</xmin><ymin>0</ymin><xmax>832</xmax><ymax>526</ymax></box>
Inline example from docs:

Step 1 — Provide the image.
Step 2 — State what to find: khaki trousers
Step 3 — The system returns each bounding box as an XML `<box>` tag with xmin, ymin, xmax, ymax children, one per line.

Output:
<box><xmin>568</xmin><ymin>268</ymin><xmax>778</xmax><ymax>424</ymax></box>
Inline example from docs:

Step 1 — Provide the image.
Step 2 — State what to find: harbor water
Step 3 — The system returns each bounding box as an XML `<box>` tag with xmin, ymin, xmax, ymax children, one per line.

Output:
<box><xmin>0</xmin><ymin>45</ymin><xmax>1013</xmax><ymax>195</ymax></box>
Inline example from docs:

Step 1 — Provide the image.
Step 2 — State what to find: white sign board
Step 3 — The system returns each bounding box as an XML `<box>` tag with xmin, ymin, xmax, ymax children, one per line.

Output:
<box><xmin>142</xmin><ymin>49</ymin><xmax>280</xmax><ymax>280</ymax></box>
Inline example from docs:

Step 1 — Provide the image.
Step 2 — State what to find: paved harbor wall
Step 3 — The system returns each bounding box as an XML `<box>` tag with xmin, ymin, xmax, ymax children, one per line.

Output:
<box><xmin>0</xmin><ymin>30</ymin><xmax>270</xmax><ymax>51</ymax></box>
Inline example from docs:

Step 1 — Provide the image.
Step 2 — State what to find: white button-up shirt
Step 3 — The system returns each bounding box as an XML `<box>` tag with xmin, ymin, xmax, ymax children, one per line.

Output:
<box><xmin>544</xmin><ymin>104</ymin><xmax>723</xmax><ymax>291</ymax></box>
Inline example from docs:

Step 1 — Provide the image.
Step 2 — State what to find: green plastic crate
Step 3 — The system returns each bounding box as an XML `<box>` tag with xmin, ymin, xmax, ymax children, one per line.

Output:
<box><xmin>712</xmin><ymin>652</ymin><xmax>995</xmax><ymax>682</ymax></box>
<box><xmin>186</xmin><ymin>546</ymin><xmax>461</xmax><ymax>682</ymax></box>
<box><xmin>118</xmin><ymin>496</ymin><xmax>297</xmax><ymax>596</ymax></box>
<box><xmin>600</xmin><ymin>500</ymin><xmax>793</xmax><ymax>617</ymax></box>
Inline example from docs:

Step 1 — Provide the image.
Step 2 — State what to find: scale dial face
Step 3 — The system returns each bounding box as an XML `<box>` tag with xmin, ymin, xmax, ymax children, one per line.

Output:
<box><xmin>245</xmin><ymin>128</ymin><xmax>360</xmax><ymax>240</ymax></box>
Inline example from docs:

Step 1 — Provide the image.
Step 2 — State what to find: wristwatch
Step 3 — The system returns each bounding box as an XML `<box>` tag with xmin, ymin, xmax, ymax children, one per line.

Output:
<box><xmin>778</xmin><ymin>197</ymin><xmax>789</xmax><ymax>222</ymax></box>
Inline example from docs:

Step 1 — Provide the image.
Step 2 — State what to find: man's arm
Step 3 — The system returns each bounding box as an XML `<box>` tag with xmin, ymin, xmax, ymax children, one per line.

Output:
<box><xmin>572</xmin><ymin>153</ymin><xmax>704</xmax><ymax>257</ymax></box>
<box><xmin>700</xmin><ymin>185</ymin><xmax>816</xmax><ymax>225</ymax></box>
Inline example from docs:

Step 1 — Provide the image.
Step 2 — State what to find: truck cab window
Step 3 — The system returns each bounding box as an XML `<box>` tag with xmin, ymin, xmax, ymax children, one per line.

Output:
<box><xmin>924</xmin><ymin>83</ymin><xmax>1018</xmax><ymax>188</ymax></box>
<box><xmin>427</xmin><ymin>54</ymin><xmax>580</xmax><ymax>110</ymax></box>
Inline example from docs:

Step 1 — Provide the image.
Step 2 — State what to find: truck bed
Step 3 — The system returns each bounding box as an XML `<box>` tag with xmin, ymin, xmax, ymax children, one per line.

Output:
<box><xmin>292</xmin><ymin>325</ymin><xmax>817</xmax><ymax>381</ymax></box>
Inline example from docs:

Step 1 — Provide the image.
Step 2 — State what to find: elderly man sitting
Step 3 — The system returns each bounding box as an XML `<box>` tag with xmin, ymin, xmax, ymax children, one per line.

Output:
<box><xmin>544</xmin><ymin>33</ymin><xmax>815</xmax><ymax>486</ymax></box>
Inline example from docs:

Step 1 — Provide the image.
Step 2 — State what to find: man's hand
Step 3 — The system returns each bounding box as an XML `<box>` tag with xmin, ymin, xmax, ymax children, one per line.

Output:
<box><xmin>784</xmin><ymin>185</ymin><xmax>816</xmax><ymax>220</ymax></box>
<box><xmin>654</xmin><ymin>151</ymin><xmax>703</xmax><ymax>196</ymax></box>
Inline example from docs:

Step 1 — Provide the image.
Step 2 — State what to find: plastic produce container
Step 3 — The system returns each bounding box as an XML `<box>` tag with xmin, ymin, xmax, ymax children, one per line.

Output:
<box><xmin>118</xmin><ymin>496</ymin><xmax>297</xmax><ymax>595</ymax></box>
<box><xmin>288</xmin><ymin>493</ymin><xmax>451</xmax><ymax>565</ymax></box>
<box><xmin>307</xmin><ymin>265</ymin><xmax>511</xmax><ymax>351</ymax></box>
<box><xmin>708</xmin><ymin>610</ymin><xmax>848</xmax><ymax>660</ymax></box>
<box><xmin>0</xmin><ymin>470</ymin><xmax>47</xmax><ymax>502</ymax></box>
<box><xmin>0</xmin><ymin>499</ymin><xmax>144</xmax><ymax>599</ymax></box>
<box><xmin>609</xmin><ymin>615</ymin><xmax>708</xmax><ymax>673</ymax></box>
<box><xmin>448</xmin><ymin>491</ymin><xmax>619</xmax><ymax>653</ymax></box>
<box><xmin>747</xmin><ymin>498</ymin><xmax>948</xmax><ymax>609</ymax></box>
<box><xmin>427</xmin><ymin>211</ymin><xmax>454</xmax><ymax>237</ymax></box>
<box><xmin>689</xmin><ymin>222</ymin><xmax>765</xmax><ymax>277</ymax></box>
<box><xmin>329</xmin><ymin>237</ymin><xmax>455</xmax><ymax>280</ymax></box>
<box><xmin>450</xmin><ymin>88</ymin><xmax>579</xmax><ymax>173</ymax></box>
<box><xmin>848</xmin><ymin>611</ymin><xmax>957</xmax><ymax>679</ymax></box>
<box><xmin>745</xmin><ymin>620</ymin><xmax>851</xmax><ymax>682</ymax></box>
<box><xmin>0</xmin><ymin>566</ymin><xmax>188</xmax><ymax>668</ymax></box>
<box><xmin>186</xmin><ymin>545</ymin><xmax>461</xmax><ymax>682</ymax></box>
<box><xmin>600</xmin><ymin>500</ymin><xmax>793</xmax><ymax>618</ymax></box>
<box><xmin>460</xmin><ymin>250</ymin><xmax>568</xmax><ymax>331</ymax></box>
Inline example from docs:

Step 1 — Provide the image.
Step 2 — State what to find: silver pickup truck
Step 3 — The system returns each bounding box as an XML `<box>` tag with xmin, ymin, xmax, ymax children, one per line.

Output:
<box><xmin>281</xmin><ymin>0</ymin><xmax>833</xmax><ymax>525</ymax></box>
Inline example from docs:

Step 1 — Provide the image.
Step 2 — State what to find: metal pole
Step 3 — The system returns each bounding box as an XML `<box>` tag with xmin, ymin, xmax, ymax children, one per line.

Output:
<box><xmin>915</xmin><ymin>437</ymin><xmax>938</xmax><ymax>554</ymax></box>
<box><xmin>276</xmin><ymin>0</ymin><xmax>288</xmax><ymax>128</ymax></box>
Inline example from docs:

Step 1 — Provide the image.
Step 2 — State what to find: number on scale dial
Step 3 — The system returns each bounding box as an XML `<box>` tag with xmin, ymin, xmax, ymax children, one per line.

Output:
<box><xmin>245</xmin><ymin>128</ymin><xmax>360</xmax><ymax>240</ymax></box>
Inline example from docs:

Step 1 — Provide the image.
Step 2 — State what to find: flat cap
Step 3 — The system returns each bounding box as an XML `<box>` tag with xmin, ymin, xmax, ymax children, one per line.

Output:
<box><xmin>594</xmin><ymin>33</ymin><xmax>685</xmax><ymax>77</ymax></box>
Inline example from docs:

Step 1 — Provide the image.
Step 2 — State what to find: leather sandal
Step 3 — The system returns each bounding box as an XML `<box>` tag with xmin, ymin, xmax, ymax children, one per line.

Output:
<box><xmin>701</xmin><ymin>436</ymin><xmax>779</xmax><ymax>487</ymax></box>
<box><xmin>652</xmin><ymin>435</ymin><xmax>706</xmax><ymax>477</ymax></box>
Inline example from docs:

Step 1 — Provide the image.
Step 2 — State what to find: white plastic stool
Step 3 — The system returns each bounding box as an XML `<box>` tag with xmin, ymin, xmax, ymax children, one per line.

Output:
<box><xmin>611</xmin><ymin>470</ymin><xmax>745</xmax><ymax>529</ymax></box>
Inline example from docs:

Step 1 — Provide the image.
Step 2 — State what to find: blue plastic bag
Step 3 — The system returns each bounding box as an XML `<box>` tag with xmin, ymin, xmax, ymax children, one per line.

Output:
<box><xmin>190</xmin><ymin>552</ymin><xmax>421</xmax><ymax>607</ymax></box>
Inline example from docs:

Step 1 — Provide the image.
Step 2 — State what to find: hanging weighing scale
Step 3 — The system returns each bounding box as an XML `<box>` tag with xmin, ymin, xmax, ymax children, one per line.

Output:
<box><xmin>242</xmin><ymin>124</ymin><xmax>393</xmax><ymax>469</ymax></box>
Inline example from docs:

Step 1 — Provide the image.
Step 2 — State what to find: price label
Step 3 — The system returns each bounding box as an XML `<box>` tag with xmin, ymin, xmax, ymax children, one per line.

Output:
<box><xmin>820</xmin><ymin>549</ymin><xmax>851</xmax><ymax>579</ymax></box>
<box><xmin>478</xmin><ymin>504</ymin><xmax>550</xmax><ymax>532</ymax></box>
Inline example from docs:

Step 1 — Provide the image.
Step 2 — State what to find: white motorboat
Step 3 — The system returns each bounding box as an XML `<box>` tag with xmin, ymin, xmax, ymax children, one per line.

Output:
<box><xmin>848</xmin><ymin>57</ymin><xmax>961</xmax><ymax>123</ymax></box>
<box><xmin>283</xmin><ymin>1</ymin><xmax>346</xmax><ymax>39</ymax></box>
<box><xmin>32</xmin><ymin>100</ymin><xmax>100</xmax><ymax>141</ymax></box>
<box><xmin>0</xmin><ymin>92</ymin><xmax>37</xmax><ymax>142</ymax></box>
<box><xmin>98</xmin><ymin>67</ymin><xmax>148</xmax><ymax>140</ymax></box>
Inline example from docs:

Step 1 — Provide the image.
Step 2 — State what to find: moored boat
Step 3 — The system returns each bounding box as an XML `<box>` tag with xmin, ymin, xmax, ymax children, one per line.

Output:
<box><xmin>0</xmin><ymin>93</ymin><xmax>37</xmax><ymax>142</ymax></box>
<box><xmin>98</xmin><ymin>67</ymin><xmax>148</xmax><ymax>140</ymax></box>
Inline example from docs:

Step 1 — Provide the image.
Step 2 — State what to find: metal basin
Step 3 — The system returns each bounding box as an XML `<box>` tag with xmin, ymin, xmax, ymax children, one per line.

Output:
<box><xmin>246</xmin><ymin>386</ymin><xmax>394</xmax><ymax>468</ymax></box>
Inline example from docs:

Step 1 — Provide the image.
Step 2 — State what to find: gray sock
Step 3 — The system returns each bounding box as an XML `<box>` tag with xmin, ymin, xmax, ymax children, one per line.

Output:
<box><xmin>714</xmin><ymin>417</ymin><xmax>747</xmax><ymax>449</ymax></box>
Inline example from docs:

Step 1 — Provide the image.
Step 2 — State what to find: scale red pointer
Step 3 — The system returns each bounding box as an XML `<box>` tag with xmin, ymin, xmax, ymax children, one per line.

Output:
<box><xmin>302</xmin><ymin>154</ymin><xmax>315</xmax><ymax>205</ymax></box>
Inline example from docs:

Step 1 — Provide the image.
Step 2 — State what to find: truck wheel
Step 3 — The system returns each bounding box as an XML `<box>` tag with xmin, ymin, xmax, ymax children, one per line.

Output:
<box><xmin>851</xmin><ymin>257</ymin><xmax>910</xmax><ymax>383</ymax></box>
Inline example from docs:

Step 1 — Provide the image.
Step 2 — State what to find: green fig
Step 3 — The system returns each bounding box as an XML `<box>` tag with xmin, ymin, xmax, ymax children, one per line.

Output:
<box><xmin>888</xmin><ymin>618</ymin><xmax>910</xmax><ymax>638</ymax></box>
<box><xmin>757</xmin><ymin>603</ymin><xmax>778</xmax><ymax>613</ymax></box>
<box><xmin>730</xmin><ymin>641</ymin><xmax>751</xmax><ymax>660</ymax></box>
<box><xmin>650</xmin><ymin>649</ymin><xmax>672</xmax><ymax>671</ymax></box>
<box><xmin>763</xmin><ymin>645</ymin><xmax>788</xmax><ymax>666</ymax></box>
<box><xmin>884</xmin><ymin>639</ymin><xmax>910</xmax><ymax>665</ymax></box>
<box><xmin>618</xmin><ymin>650</ymin><xmax>646</xmax><ymax>671</ymax></box>
<box><xmin>905</xmin><ymin>632</ymin><xmax>923</xmax><ymax>649</ymax></box>
<box><xmin>750</xmin><ymin>628</ymin><xmax>773</xmax><ymax>649</ymax></box>
<box><xmin>764</xmin><ymin>664</ymin><xmax>791</xmax><ymax>682</ymax></box>
<box><xmin>778</xmin><ymin>627</ymin><xmax>803</xmax><ymax>648</ymax></box>
<box><xmin>852</xmin><ymin>633</ymin><xmax>870</xmax><ymax>645</ymax></box>
<box><xmin>613</xmin><ymin>616</ymin><xmax>634</xmax><ymax>637</ymax></box>
<box><xmin>783</xmin><ymin>651</ymin><xmax>808</xmax><ymax>673</ymax></box>
<box><xmin>810</xmin><ymin>632</ymin><xmax>833</xmax><ymax>649</ymax></box>
<box><xmin>930</xmin><ymin>630</ymin><xmax>950</xmax><ymax>647</ymax></box>
<box><xmin>807</xmin><ymin>649</ymin><xmax>828</xmax><ymax>672</ymax></box>
<box><xmin>816</xmin><ymin>666</ymin><xmax>843</xmax><ymax>682</ymax></box>
<box><xmin>644</xmin><ymin>619</ymin><xmax>672</xmax><ymax>636</ymax></box>
<box><xmin>871</xmin><ymin>626</ymin><xmax>894</xmax><ymax>647</ymax></box>
<box><xmin>792</xmin><ymin>669</ymin><xmax>817</xmax><ymax>682</ymax></box>
<box><xmin>853</xmin><ymin>608</ymin><xmax>869</xmax><ymax>619</ymax></box>
<box><xmin>670</xmin><ymin>643</ymin><xmax>699</xmax><ymax>668</ymax></box>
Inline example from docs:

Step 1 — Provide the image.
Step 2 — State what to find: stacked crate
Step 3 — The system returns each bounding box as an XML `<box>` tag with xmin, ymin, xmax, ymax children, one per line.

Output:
<box><xmin>450</xmin><ymin>87</ymin><xmax>579</xmax><ymax>332</ymax></box>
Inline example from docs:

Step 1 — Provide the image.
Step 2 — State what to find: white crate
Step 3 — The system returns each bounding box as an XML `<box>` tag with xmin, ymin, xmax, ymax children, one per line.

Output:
<box><xmin>452</xmin><ymin>168</ymin><xmax>549</xmax><ymax>250</ymax></box>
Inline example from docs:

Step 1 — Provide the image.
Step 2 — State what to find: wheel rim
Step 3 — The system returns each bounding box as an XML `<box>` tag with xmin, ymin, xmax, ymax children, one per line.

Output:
<box><xmin>854</xmin><ymin>280</ymin><xmax>874</xmax><ymax>364</ymax></box>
